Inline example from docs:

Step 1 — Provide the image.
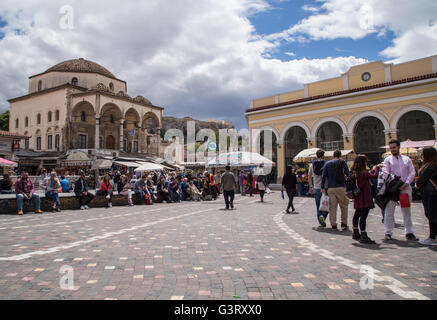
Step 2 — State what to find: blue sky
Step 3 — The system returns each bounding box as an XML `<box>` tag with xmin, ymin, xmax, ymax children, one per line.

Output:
<box><xmin>249</xmin><ymin>0</ymin><xmax>396</xmax><ymax>62</ymax></box>
<box><xmin>0</xmin><ymin>0</ymin><xmax>436</xmax><ymax>129</ymax></box>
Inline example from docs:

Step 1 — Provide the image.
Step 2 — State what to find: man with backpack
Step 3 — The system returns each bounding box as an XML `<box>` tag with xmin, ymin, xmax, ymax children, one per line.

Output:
<box><xmin>321</xmin><ymin>150</ymin><xmax>350</xmax><ymax>231</ymax></box>
<box><xmin>309</xmin><ymin>149</ymin><xmax>328</xmax><ymax>227</ymax></box>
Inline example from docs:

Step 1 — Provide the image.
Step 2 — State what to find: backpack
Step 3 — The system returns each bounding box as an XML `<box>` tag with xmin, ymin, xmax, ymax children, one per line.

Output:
<box><xmin>312</xmin><ymin>160</ymin><xmax>325</xmax><ymax>176</ymax></box>
<box><xmin>333</xmin><ymin>159</ymin><xmax>346</xmax><ymax>184</ymax></box>
<box><xmin>346</xmin><ymin>174</ymin><xmax>360</xmax><ymax>199</ymax></box>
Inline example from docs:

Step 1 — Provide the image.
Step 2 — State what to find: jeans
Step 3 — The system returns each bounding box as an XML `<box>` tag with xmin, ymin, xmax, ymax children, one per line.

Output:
<box><xmin>16</xmin><ymin>193</ymin><xmax>40</xmax><ymax>211</ymax></box>
<box><xmin>285</xmin><ymin>188</ymin><xmax>295</xmax><ymax>211</ymax></box>
<box><xmin>422</xmin><ymin>194</ymin><xmax>437</xmax><ymax>239</ymax></box>
<box><xmin>314</xmin><ymin>188</ymin><xmax>328</xmax><ymax>222</ymax></box>
<box><xmin>169</xmin><ymin>188</ymin><xmax>181</xmax><ymax>202</ymax></box>
<box><xmin>297</xmin><ymin>182</ymin><xmax>303</xmax><ymax>196</ymax></box>
<box><xmin>46</xmin><ymin>191</ymin><xmax>60</xmax><ymax>207</ymax></box>
<box><xmin>224</xmin><ymin>190</ymin><xmax>235</xmax><ymax>208</ymax></box>
<box><xmin>76</xmin><ymin>192</ymin><xmax>94</xmax><ymax>207</ymax></box>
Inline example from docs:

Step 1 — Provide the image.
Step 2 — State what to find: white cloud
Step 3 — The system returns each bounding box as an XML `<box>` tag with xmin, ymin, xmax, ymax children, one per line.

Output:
<box><xmin>0</xmin><ymin>0</ymin><xmax>369</xmax><ymax>129</ymax></box>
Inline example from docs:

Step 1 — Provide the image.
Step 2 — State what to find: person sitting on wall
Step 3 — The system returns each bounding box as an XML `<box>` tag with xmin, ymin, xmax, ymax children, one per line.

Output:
<box><xmin>74</xmin><ymin>171</ymin><xmax>94</xmax><ymax>210</ymax></box>
<box><xmin>98</xmin><ymin>174</ymin><xmax>114</xmax><ymax>208</ymax></box>
<box><xmin>15</xmin><ymin>171</ymin><xmax>43</xmax><ymax>215</ymax></box>
<box><xmin>0</xmin><ymin>173</ymin><xmax>13</xmax><ymax>194</ymax></box>
<box><xmin>118</xmin><ymin>174</ymin><xmax>134</xmax><ymax>206</ymax></box>
<box><xmin>42</xmin><ymin>170</ymin><xmax>62</xmax><ymax>212</ymax></box>
<box><xmin>156</xmin><ymin>176</ymin><xmax>171</xmax><ymax>203</ymax></box>
<box><xmin>169</xmin><ymin>177</ymin><xmax>182</xmax><ymax>203</ymax></box>
<box><xmin>134</xmin><ymin>175</ymin><xmax>152</xmax><ymax>205</ymax></box>
<box><xmin>60</xmin><ymin>176</ymin><xmax>70</xmax><ymax>193</ymax></box>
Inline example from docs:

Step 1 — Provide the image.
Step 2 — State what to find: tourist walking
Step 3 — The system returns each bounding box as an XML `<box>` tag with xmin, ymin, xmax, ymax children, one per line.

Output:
<box><xmin>350</xmin><ymin>155</ymin><xmax>380</xmax><ymax>244</ymax></box>
<box><xmin>74</xmin><ymin>171</ymin><xmax>94</xmax><ymax>210</ymax></box>
<box><xmin>256</xmin><ymin>165</ymin><xmax>268</xmax><ymax>203</ymax></box>
<box><xmin>282</xmin><ymin>166</ymin><xmax>298</xmax><ymax>213</ymax></box>
<box><xmin>321</xmin><ymin>150</ymin><xmax>350</xmax><ymax>231</ymax></box>
<box><xmin>221</xmin><ymin>165</ymin><xmax>237</xmax><ymax>210</ymax></box>
<box><xmin>15</xmin><ymin>171</ymin><xmax>43</xmax><ymax>215</ymax></box>
<box><xmin>382</xmin><ymin>140</ymin><xmax>418</xmax><ymax>241</ymax></box>
<box><xmin>416</xmin><ymin>147</ymin><xmax>437</xmax><ymax>246</ymax></box>
<box><xmin>247</xmin><ymin>169</ymin><xmax>254</xmax><ymax>197</ymax></box>
<box><xmin>308</xmin><ymin>150</ymin><xmax>328</xmax><ymax>227</ymax></box>
<box><xmin>42</xmin><ymin>170</ymin><xmax>62</xmax><ymax>212</ymax></box>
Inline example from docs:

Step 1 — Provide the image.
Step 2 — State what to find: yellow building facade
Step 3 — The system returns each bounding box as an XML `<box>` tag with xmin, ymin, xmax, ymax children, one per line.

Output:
<box><xmin>246</xmin><ymin>55</ymin><xmax>437</xmax><ymax>181</ymax></box>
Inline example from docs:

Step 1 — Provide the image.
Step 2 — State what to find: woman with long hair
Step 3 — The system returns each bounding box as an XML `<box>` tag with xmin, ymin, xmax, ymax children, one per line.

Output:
<box><xmin>99</xmin><ymin>173</ymin><xmax>114</xmax><ymax>208</ymax></box>
<box><xmin>117</xmin><ymin>175</ymin><xmax>133</xmax><ymax>206</ymax></box>
<box><xmin>350</xmin><ymin>154</ymin><xmax>379</xmax><ymax>244</ymax></box>
<box><xmin>256</xmin><ymin>165</ymin><xmax>268</xmax><ymax>203</ymax></box>
<box><xmin>416</xmin><ymin>147</ymin><xmax>437</xmax><ymax>246</ymax></box>
<box><xmin>281</xmin><ymin>166</ymin><xmax>298</xmax><ymax>213</ymax></box>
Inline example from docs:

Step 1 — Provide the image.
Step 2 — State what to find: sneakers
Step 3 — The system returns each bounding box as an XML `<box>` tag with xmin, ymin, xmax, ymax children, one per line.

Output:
<box><xmin>35</xmin><ymin>209</ymin><xmax>43</xmax><ymax>214</ymax></box>
<box><xmin>359</xmin><ymin>232</ymin><xmax>376</xmax><ymax>244</ymax></box>
<box><xmin>341</xmin><ymin>224</ymin><xmax>349</xmax><ymax>231</ymax></box>
<box><xmin>17</xmin><ymin>210</ymin><xmax>23</xmax><ymax>215</ymax></box>
<box><xmin>419</xmin><ymin>238</ymin><xmax>437</xmax><ymax>246</ymax></box>
<box><xmin>55</xmin><ymin>207</ymin><xmax>61</xmax><ymax>212</ymax></box>
<box><xmin>84</xmin><ymin>205</ymin><xmax>90</xmax><ymax>210</ymax></box>
<box><xmin>385</xmin><ymin>234</ymin><xmax>392</xmax><ymax>240</ymax></box>
<box><xmin>318</xmin><ymin>216</ymin><xmax>326</xmax><ymax>228</ymax></box>
<box><xmin>332</xmin><ymin>225</ymin><xmax>338</xmax><ymax>230</ymax></box>
<box><xmin>80</xmin><ymin>205</ymin><xmax>86</xmax><ymax>210</ymax></box>
<box><xmin>108</xmin><ymin>202</ymin><xmax>112</xmax><ymax>208</ymax></box>
<box><xmin>406</xmin><ymin>233</ymin><xmax>419</xmax><ymax>241</ymax></box>
<box><xmin>105</xmin><ymin>195</ymin><xmax>110</xmax><ymax>200</ymax></box>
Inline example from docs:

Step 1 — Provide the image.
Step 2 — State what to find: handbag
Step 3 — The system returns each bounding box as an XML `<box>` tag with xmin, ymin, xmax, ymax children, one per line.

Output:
<box><xmin>319</xmin><ymin>193</ymin><xmax>330</xmax><ymax>212</ymax></box>
<box><xmin>346</xmin><ymin>174</ymin><xmax>361</xmax><ymax>199</ymax></box>
<box><xmin>257</xmin><ymin>182</ymin><xmax>265</xmax><ymax>191</ymax></box>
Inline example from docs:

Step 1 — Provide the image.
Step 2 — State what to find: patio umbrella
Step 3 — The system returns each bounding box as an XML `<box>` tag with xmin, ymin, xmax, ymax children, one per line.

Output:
<box><xmin>134</xmin><ymin>162</ymin><xmax>165</xmax><ymax>172</ymax></box>
<box><xmin>0</xmin><ymin>157</ymin><xmax>18</xmax><ymax>168</ymax></box>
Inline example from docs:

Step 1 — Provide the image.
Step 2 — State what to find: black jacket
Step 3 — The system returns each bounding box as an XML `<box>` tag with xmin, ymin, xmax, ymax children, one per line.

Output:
<box><xmin>74</xmin><ymin>178</ymin><xmax>90</xmax><ymax>195</ymax></box>
<box><xmin>282</xmin><ymin>174</ymin><xmax>297</xmax><ymax>190</ymax></box>
<box><xmin>375</xmin><ymin>174</ymin><xmax>404</xmax><ymax>210</ymax></box>
<box><xmin>417</xmin><ymin>164</ymin><xmax>437</xmax><ymax>196</ymax></box>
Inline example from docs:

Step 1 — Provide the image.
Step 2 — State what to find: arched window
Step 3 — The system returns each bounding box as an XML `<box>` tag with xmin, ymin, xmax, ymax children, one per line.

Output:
<box><xmin>55</xmin><ymin>110</ymin><xmax>60</xmax><ymax>121</ymax></box>
<box><xmin>71</xmin><ymin>77</ymin><xmax>78</xmax><ymax>86</ymax></box>
<box><xmin>38</xmin><ymin>80</ymin><xmax>42</xmax><ymax>92</ymax></box>
<box><xmin>37</xmin><ymin>114</ymin><xmax>41</xmax><ymax>125</ymax></box>
<box><xmin>15</xmin><ymin>118</ymin><xmax>19</xmax><ymax>129</ymax></box>
<box><xmin>109</xmin><ymin>82</ymin><xmax>114</xmax><ymax>92</ymax></box>
<box><xmin>25</xmin><ymin>117</ymin><xmax>29</xmax><ymax>127</ymax></box>
<box><xmin>48</xmin><ymin>111</ymin><xmax>52</xmax><ymax>122</ymax></box>
<box><xmin>81</xmin><ymin>111</ymin><xmax>86</xmax><ymax>122</ymax></box>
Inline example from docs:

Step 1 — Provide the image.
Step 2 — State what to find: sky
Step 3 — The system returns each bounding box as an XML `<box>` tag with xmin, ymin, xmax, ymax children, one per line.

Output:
<box><xmin>0</xmin><ymin>0</ymin><xmax>436</xmax><ymax>129</ymax></box>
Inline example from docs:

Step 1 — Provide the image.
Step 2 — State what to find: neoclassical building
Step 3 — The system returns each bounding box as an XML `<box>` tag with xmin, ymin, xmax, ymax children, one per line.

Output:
<box><xmin>8</xmin><ymin>58</ymin><xmax>163</xmax><ymax>157</ymax></box>
<box><xmin>246</xmin><ymin>55</ymin><xmax>437</xmax><ymax>179</ymax></box>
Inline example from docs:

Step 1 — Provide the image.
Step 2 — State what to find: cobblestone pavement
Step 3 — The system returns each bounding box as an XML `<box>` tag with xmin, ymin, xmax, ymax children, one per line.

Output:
<box><xmin>0</xmin><ymin>192</ymin><xmax>435</xmax><ymax>300</ymax></box>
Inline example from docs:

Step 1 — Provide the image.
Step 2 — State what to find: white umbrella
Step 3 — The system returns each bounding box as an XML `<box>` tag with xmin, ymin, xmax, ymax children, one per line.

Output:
<box><xmin>134</xmin><ymin>162</ymin><xmax>165</xmax><ymax>172</ymax></box>
<box><xmin>207</xmin><ymin>152</ymin><xmax>274</xmax><ymax>167</ymax></box>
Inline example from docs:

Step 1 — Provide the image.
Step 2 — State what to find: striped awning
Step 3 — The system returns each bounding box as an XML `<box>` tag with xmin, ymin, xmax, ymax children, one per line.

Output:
<box><xmin>383</xmin><ymin>148</ymin><xmax>418</xmax><ymax>159</ymax></box>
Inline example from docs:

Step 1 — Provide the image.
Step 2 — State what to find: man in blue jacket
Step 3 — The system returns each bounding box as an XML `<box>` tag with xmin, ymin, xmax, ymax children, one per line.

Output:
<box><xmin>322</xmin><ymin>150</ymin><xmax>350</xmax><ymax>231</ymax></box>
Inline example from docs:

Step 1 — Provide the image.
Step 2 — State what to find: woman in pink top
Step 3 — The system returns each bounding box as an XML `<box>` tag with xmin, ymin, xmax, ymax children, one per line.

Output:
<box><xmin>99</xmin><ymin>174</ymin><xmax>113</xmax><ymax>208</ymax></box>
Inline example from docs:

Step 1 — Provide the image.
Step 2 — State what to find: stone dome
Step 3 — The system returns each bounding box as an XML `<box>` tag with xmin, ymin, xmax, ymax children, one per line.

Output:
<box><xmin>45</xmin><ymin>58</ymin><xmax>116</xmax><ymax>79</ymax></box>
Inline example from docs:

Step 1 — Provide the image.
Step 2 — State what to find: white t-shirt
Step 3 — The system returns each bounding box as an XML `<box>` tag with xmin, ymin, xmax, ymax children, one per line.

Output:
<box><xmin>309</xmin><ymin>163</ymin><xmax>327</xmax><ymax>190</ymax></box>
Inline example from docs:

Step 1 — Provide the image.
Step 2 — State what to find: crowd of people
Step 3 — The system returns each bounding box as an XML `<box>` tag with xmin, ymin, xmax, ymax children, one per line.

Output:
<box><xmin>0</xmin><ymin>165</ymin><xmax>270</xmax><ymax>214</ymax></box>
<box><xmin>281</xmin><ymin>140</ymin><xmax>437</xmax><ymax>246</ymax></box>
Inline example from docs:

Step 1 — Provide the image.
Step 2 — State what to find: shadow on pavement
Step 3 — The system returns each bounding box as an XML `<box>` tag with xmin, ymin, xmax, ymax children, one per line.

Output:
<box><xmin>351</xmin><ymin>243</ymin><xmax>395</xmax><ymax>250</ymax></box>
<box><xmin>381</xmin><ymin>238</ymin><xmax>423</xmax><ymax>248</ymax></box>
<box><xmin>311</xmin><ymin>227</ymin><xmax>353</xmax><ymax>236</ymax></box>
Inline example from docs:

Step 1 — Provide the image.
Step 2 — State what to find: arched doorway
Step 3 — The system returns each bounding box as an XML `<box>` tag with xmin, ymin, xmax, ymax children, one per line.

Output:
<box><xmin>124</xmin><ymin>108</ymin><xmax>140</xmax><ymax>153</ymax></box>
<box><xmin>317</xmin><ymin>122</ymin><xmax>344</xmax><ymax>151</ymax></box>
<box><xmin>106</xmin><ymin>135</ymin><xmax>116</xmax><ymax>150</ymax></box>
<box><xmin>141</xmin><ymin>112</ymin><xmax>161</xmax><ymax>156</ymax></box>
<box><xmin>257</xmin><ymin>130</ymin><xmax>278</xmax><ymax>184</ymax></box>
<box><xmin>71</xmin><ymin>102</ymin><xmax>96</xmax><ymax>149</ymax></box>
<box><xmin>100</xmin><ymin>104</ymin><xmax>122</xmax><ymax>150</ymax></box>
<box><xmin>284</xmin><ymin>126</ymin><xmax>307</xmax><ymax>167</ymax></box>
<box><xmin>354</xmin><ymin>117</ymin><xmax>385</xmax><ymax>163</ymax></box>
<box><xmin>397</xmin><ymin>111</ymin><xmax>436</xmax><ymax>142</ymax></box>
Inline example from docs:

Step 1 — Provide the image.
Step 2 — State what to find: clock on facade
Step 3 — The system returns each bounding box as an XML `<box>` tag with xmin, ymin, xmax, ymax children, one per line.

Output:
<box><xmin>362</xmin><ymin>72</ymin><xmax>371</xmax><ymax>82</ymax></box>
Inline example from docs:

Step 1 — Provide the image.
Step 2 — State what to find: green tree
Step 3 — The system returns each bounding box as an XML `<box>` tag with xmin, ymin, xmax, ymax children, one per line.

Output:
<box><xmin>0</xmin><ymin>110</ymin><xmax>9</xmax><ymax>131</ymax></box>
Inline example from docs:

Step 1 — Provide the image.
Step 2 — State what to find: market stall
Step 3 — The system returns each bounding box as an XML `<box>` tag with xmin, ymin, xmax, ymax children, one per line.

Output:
<box><xmin>0</xmin><ymin>157</ymin><xmax>18</xmax><ymax>174</ymax></box>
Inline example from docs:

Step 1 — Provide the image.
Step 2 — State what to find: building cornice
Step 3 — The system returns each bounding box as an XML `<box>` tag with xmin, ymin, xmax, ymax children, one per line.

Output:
<box><xmin>8</xmin><ymin>84</ymin><xmax>87</xmax><ymax>103</ymax></box>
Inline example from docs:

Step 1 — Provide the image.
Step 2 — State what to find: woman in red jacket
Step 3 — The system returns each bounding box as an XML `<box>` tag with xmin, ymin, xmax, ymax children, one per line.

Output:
<box><xmin>351</xmin><ymin>155</ymin><xmax>380</xmax><ymax>244</ymax></box>
<box><xmin>99</xmin><ymin>174</ymin><xmax>114</xmax><ymax>208</ymax></box>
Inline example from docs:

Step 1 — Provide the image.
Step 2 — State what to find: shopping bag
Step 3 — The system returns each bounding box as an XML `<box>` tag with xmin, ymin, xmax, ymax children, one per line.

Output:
<box><xmin>399</xmin><ymin>193</ymin><xmax>410</xmax><ymax>208</ymax></box>
<box><xmin>319</xmin><ymin>193</ymin><xmax>330</xmax><ymax>212</ymax></box>
<box><xmin>281</xmin><ymin>191</ymin><xmax>284</xmax><ymax>199</ymax></box>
